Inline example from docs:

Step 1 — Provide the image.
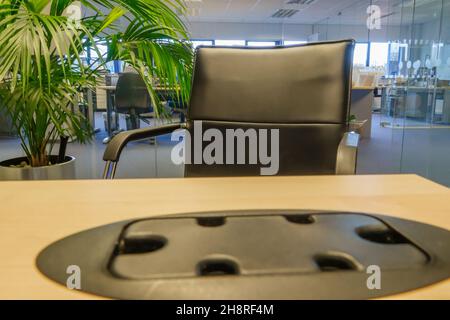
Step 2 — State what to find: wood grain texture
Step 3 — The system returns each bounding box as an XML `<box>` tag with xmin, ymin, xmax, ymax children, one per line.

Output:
<box><xmin>0</xmin><ymin>174</ymin><xmax>449</xmax><ymax>299</ymax></box>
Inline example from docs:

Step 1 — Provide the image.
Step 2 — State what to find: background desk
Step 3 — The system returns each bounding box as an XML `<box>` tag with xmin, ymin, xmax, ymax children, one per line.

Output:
<box><xmin>0</xmin><ymin>174</ymin><xmax>449</xmax><ymax>299</ymax></box>
<box><xmin>351</xmin><ymin>87</ymin><xmax>375</xmax><ymax>139</ymax></box>
<box><xmin>97</xmin><ymin>85</ymin><xmax>180</xmax><ymax>143</ymax></box>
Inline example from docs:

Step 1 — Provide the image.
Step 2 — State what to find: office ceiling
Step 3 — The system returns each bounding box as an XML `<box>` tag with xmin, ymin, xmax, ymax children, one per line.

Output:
<box><xmin>183</xmin><ymin>0</ymin><xmax>449</xmax><ymax>25</ymax></box>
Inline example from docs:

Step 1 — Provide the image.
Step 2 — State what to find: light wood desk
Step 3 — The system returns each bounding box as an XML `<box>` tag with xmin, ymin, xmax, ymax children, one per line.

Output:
<box><xmin>0</xmin><ymin>174</ymin><xmax>449</xmax><ymax>299</ymax></box>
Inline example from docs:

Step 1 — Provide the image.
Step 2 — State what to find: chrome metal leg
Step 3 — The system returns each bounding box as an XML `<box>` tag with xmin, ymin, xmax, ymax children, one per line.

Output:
<box><xmin>106</xmin><ymin>90</ymin><xmax>113</xmax><ymax>139</ymax></box>
<box><xmin>103</xmin><ymin>161</ymin><xmax>112</xmax><ymax>179</ymax></box>
<box><xmin>110</xmin><ymin>162</ymin><xmax>118</xmax><ymax>179</ymax></box>
<box><xmin>103</xmin><ymin>161</ymin><xmax>118</xmax><ymax>179</ymax></box>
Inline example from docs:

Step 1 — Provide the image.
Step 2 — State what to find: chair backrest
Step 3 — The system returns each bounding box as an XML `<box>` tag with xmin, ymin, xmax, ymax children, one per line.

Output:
<box><xmin>115</xmin><ymin>72</ymin><xmax>149</xmax><ymax>113</ymax></box>
<box><xmin>184</xmin><ymin>40</ymin><xmax>355</xmax><ymax>177</ymax></box>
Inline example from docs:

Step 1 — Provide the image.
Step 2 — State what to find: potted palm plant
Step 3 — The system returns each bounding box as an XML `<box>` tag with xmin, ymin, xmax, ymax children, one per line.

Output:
<box><xmin>0</xmin><ymin>0</ymin><xmax>192</xmax><ymax>180</ymax></box>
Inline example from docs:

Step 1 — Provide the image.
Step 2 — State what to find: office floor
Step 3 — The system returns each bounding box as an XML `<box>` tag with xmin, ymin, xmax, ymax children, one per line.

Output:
<box><xmin>1</xmin><ymin>113</ymin><xmax>450</xmax><ymax>186</ymax></box>
<box><xmin>0</xmin><ymin>113</ymin><xmax>184</xmax><ymax>180</ymax></box>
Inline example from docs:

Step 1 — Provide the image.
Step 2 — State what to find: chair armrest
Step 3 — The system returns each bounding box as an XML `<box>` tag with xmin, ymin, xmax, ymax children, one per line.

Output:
<box><xmin>103</xmin><ymin>123</ymin><xmax>184</xmax><ymax>163</ymax></box>
<box><xmin>335</xmin><ymin>132</ymin><xmax>360</xmax><ymax>175</ymax></box>
<box><xmin>102</xmin><ymin>123</ymin><xmax>185</xmax><ymax>179</ymax></box>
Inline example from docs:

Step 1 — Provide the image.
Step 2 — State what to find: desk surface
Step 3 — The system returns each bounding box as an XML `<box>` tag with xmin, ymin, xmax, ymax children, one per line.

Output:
<box><xmin>0</xmin><ymin>174</ymin><xmax>449</xmax><ymax>300</ymax></box>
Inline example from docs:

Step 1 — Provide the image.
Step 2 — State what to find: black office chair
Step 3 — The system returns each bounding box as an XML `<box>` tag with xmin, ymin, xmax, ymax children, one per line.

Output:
<box><xmin>103</xmin><ymin>40</ymin><xmax>359</xmax><ymax>179</ymax></box>
<box><xmin>115</xmin><ymin>72</ymin><xmax>155</xmax><ymax>130</ymax></box>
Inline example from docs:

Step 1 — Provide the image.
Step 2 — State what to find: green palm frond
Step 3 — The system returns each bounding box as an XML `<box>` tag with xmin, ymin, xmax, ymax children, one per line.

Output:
<box><xmin>0</xmin><ymin>0</ymin><xmax>193</xmax><ymax>167</ymax></box>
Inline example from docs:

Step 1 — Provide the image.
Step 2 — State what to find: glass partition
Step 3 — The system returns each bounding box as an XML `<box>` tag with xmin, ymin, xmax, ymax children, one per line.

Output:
<box><xmin>180</xmin><ymin>0</ymin><xmax>450</xmax><ymax>186</ymax></box>
<box><xmin>160</xmin><ymin>0</ymin><xmax>450</xmax><ymax>185</ymax></box>
<box><xmin>397</xmin><ymin>0</ymin><xmax>450</xmax><ymax>186</ymax></box>
<box><xmin>55</xmin><ymin>0</ymin><xmax>448</xmax><ymax>183</ymax></box>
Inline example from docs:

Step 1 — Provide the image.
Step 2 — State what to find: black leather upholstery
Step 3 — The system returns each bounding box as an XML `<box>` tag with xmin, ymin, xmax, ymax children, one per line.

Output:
<box><xmin>184</xmin><ymin>40</ymin><xmax>355</xmax><ymax>177</ymax></box>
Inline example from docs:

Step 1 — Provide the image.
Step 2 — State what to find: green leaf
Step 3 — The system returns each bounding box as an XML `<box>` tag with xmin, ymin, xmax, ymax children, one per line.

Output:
<box><xmin>0</xmin><ymin>0</ymin><xmax>192</xmax><ymax>166</ymax></box>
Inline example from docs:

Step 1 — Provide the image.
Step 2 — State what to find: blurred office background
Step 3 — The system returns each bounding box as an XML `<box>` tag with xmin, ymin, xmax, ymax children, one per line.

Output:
<box><xmin>1</xmin><ymin>0</ymin><xmax>450</xmax><ymax>186</ymax></box>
